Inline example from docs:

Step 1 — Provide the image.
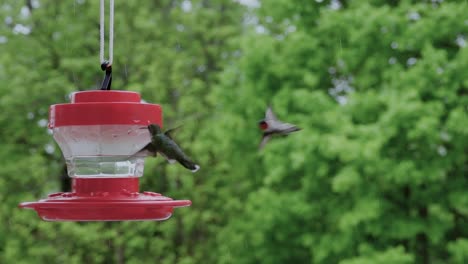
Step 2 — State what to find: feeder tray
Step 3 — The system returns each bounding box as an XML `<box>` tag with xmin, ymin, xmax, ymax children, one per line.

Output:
<box><xmin>19</xmin><ymin>91</ymin><xmax>191</xmax><ymax>221</ymax></box>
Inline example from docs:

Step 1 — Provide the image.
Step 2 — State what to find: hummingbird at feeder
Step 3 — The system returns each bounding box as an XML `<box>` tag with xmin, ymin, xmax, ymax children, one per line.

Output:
<box><xmin>258</xmin><ymin>106</ymin><xmax>301</xmax><ymax>150</ymax></box>
<box><xmin>138</xmin><ymin>124</ymin><xmax>200</xmax><ymax>172</ymax></box>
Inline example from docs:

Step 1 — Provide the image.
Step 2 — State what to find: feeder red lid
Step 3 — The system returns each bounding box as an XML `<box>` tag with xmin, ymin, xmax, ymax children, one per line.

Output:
<box><xmin>49</xmin><ymin>90</ymin><xmax>162</xmax><ymax>128</ymax></box>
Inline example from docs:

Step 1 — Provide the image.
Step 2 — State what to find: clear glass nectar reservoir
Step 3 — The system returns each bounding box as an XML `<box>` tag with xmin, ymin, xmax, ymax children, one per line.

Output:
<box><xmin>54</xmin><ymin>125</ymin><xmax>149</xmax><ymax>177</ymax></box>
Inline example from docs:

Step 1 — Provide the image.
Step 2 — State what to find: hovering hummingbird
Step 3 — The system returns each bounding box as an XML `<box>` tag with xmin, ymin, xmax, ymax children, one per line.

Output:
<box><xmin>258</xmin><ymin>106</ymin><xmax>301</xmax><ymax>149</ymax></box>
<box><xmin>137</xmin><ymin>124</ymin><xmax>200</xmax><ymax>172</ymax></box>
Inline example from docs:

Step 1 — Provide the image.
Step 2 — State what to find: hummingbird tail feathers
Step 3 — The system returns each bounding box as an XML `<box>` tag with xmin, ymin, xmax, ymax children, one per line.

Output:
<box><xmin>179</xmin><ymin>159</ymin><xmax>200</xmax><ymax>172</ymax></box>
<box><xmin>190</xmin><ymin>164</ymin><xmax>200</xmax><ymax>173</ymax></box>
<box><xmin>285</xmin><ymin>126</ymin><xmax>301</xmax><ymax>134</ymax></box>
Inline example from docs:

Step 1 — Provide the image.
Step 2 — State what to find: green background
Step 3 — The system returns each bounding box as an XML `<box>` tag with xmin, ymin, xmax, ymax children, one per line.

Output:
<box><xmin>0</xmin><ymin>0</ymin><xmax>467</xmax><ymax>263</ymax></box>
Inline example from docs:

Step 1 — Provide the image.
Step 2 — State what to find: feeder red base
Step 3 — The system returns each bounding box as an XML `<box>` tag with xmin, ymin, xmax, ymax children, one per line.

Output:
<box><xmin>19</xmin><ymin>178</ymin><xmax>191</xmax><ymax>221</ymax></box>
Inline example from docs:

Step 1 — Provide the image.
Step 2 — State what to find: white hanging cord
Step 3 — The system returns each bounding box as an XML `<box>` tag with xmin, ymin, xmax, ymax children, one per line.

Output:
<box><xmin>99</xmin><ymin>0</ymin><xmax>114</xmax><ymax>65</ymax></box>
<box><xmin>99</xmin><ymin>0</ymin><xmax>105</xmax><ymax>63</ymax></box>
<box><xmin>109</xmin><ymin>0</ymin><xmax>114</xmax><ymax>65</ymax></box>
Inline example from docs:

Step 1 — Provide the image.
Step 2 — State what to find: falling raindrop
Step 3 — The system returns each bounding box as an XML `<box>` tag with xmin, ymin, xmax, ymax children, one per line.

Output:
<box><xmin>391</xmin><ymin>41</ymin><xmax>399</xmax><ymax>49</ymax></box>
<box><xmin>388</xmin><ymin>57</ymin><xmax>397</xmax><ymax>65</ymax></box>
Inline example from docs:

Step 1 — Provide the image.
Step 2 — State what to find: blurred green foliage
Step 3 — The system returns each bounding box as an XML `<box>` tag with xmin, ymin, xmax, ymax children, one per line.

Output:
<box><xmin>0</xmin><ymin>0</ymin><xmax>467</xmax><ymax>263</ymax></box>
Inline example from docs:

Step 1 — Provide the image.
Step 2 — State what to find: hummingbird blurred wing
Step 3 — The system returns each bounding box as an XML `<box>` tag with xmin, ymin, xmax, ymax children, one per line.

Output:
<box><xmin>259</xmin><ymin>133</ymin><xmax>272</xmax><ymax>150</ymax></box>
<box><xmin>164</xmin><ymin>125</ymin><xmax>183</xmax><ymax>140</ymax></box>
<box><xmin>143</xmin><ymin>143</ymin><xmax>158</xmax><ymax>156</ymax></box>
<box><xmin>265</xmin><ymin>106</ymin><xmax>278</xmax><ymax>121</ymax></box>
<box><xmin>276</xmin><ymin>122</ymin><xmax>301</xmax><ymax>134</ymax></box>
<box><xmin>157</xmin><ymin>151</ymin><xmax>177</xmax><ymax>164</ymax></box>
<box><xmin>132</xmin><ymin>143</ymin><xmax>157</xmax><ymax>157</ymax></box>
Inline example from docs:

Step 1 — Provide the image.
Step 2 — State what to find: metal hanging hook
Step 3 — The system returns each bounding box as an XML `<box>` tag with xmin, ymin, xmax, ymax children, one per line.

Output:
<box><xmin>100</xmin><ymin>61</ymin><xmax>112</xmax><ymax>90</ymax></box>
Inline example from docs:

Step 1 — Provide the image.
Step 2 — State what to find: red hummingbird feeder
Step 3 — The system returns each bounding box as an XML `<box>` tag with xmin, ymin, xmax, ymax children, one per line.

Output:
<box><xmin>19</xmin><ymin>90</ymin><xmax>191</xmax><ymax>221</ymax></box>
